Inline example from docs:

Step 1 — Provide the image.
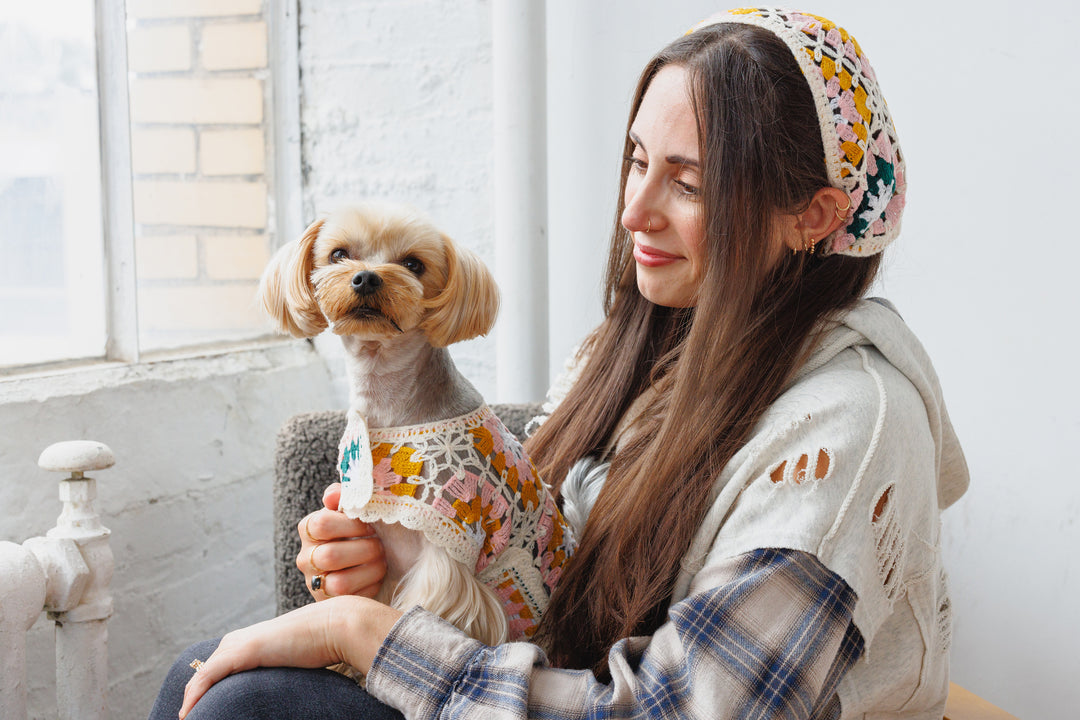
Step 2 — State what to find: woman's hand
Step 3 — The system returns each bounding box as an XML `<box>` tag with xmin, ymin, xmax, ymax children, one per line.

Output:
<box><xmin>179</xmin><ymin>596</ymin><xmax>402</xmax><ymax>719</ymax></box>
<box><xmin>297</xmin><ymin>483</ymin><xmax>387</xmax><ymax>600</ymax></box>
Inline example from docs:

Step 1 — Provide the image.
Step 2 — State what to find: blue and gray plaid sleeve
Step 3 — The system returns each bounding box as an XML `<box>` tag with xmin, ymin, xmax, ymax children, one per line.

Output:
<box><xmin>366</xmin><ymin>548</ymin><xmax>863</xmax><ymax>720</ymax></box>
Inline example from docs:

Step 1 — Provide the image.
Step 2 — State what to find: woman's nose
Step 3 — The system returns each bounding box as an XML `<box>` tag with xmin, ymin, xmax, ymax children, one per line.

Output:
<box><xmin>622</xmin><ymin>177</ymin><xmax>657</xmax><ymax>233</ymax></box>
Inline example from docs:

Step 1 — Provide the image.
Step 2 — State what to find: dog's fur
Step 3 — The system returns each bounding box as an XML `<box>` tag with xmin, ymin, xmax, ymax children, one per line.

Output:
<box><xmin>259</xmin><ymin>204</ymin><xmax>511</xmax><ymax>645</ymax></box>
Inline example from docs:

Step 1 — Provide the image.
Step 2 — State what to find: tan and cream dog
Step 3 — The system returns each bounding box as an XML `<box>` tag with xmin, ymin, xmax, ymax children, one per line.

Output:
<box><xmin>258</xmin><ymin>204</ymin><xmax>573</xmax><ymax>652</ymax></box>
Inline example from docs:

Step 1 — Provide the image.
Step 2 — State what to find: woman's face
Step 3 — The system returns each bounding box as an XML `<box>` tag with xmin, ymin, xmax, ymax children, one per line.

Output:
<box><xmin>622</xmin><ymin>64</ymin><xmax>705</xmax><ymax>309</ymax></box>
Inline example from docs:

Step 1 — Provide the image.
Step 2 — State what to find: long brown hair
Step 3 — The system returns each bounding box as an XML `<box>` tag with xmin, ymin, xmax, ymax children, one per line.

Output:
<box><xmin>525</xmin><ymin>24</ymin><xmax>882</xmax><ymax>677</ymax></box>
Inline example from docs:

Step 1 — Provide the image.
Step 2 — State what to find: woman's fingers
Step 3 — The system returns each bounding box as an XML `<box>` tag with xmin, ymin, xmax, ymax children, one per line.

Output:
<box><xmin>323</xmin><ymin>482</ymin><xmax>342</xmax><ymax>511</ymax></box>
<box><xmin>296</xmin><ymin>506</ymin><xmax>386</xmax><ymax>601</ymax></box>
<box><xmin>318</xmin><ymin>556</ymin><xmax>387</xmax><ymax>599</ymax></box>
<box><xmin>298</xmin><ymin>536</ymin><xmax>387</xmax><ymax>598</ymax></box>
<box><xmin>300</xmin><ymin>508</ymin><xmax>376</xmax><ymax>546</ymax></box>
<box><xmin>297</xmin><ymin>533</ymin><xmax>385</xmax><ymax>575</ymax></box>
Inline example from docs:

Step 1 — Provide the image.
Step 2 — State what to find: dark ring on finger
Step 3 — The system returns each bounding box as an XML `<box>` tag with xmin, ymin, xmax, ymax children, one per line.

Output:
<box><xmin>311</xmin><ymin>573</ymin><xmax>333</xmax><ymax>597</ymax></box>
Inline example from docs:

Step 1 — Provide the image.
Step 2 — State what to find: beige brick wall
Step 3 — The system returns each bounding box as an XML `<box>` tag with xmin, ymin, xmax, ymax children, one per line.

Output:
<box><xmin>204</xmin><ymin>234</ymin><xmax>271</xmax><ymax>280</ymax></box>
<box><xmin>128</xmin><ymin>25</ymin><xmax>192</xmax><ymax>73</ymax></box>
<box><xmin>200</xmin><ymin>129</ymin><xmax>265</xmax><ymax>175</ymax></box>
<box><xmin>130</xmin><ymin>78</ymin><xmax>264</xmax><ymax>124</ymax></box>
<box><xmin>138</xmin><ymin>284</ymin><xmax>264</xmax><ymax>333</ymax></box>
<box><xmin>136</xmin><ymin>235</ymin><xmax>199</xmax><ymax>279</ymax></box>
<box><xmin>134</xmin><ymin>180</ymin><xmax>268</xmax><ymax>228</ymax></box>
<box><xmin>131</xmin><ymin>128</ymin><xmax>197</xmax><ymax>174</ymax></box>
<box><xmin>202</xmin><ymin>22</ymin><xmax>268</xmax><ymax>70</ymax></box>
<box><xmin>126</xmin><ymin>1</ymin><xmax>273</xmax><ymax>350</ymax></box>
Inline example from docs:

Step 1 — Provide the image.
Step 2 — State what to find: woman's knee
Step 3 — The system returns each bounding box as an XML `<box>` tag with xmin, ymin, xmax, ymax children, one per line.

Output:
<box><xmin>184</xmin><ymin>666</ymin><xmax>402</xmax><ymax>720</ymax></box>
<box><xmin>148</xmin><ymin>639</ymin><xmax>222</xmax><ymax>720</ymax></box>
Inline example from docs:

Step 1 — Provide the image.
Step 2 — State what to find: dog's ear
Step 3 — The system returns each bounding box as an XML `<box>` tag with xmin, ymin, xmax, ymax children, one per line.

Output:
<box><xmin>421</xmin><ymin>234</ymin><xmax>499</xmax><ymax>347</ymax></box>
<box><xmin>257</xmin><ymin>219</ymin><xmax>329</xmax><ymax>338</ymax></box>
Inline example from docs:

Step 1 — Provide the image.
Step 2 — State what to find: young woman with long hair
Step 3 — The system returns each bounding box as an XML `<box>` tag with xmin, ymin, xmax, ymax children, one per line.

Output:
<box><xmin>153</xmin><ymin>8</ymin><xmax>968</xmax><ymax>719</ymax></box>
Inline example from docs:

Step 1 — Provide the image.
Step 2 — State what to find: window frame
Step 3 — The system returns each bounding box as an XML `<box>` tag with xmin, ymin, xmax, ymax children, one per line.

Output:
<box><xmin>0</xmin><ymin>0</ymin><xmax>302</xmax><ymax>378</ymax></box>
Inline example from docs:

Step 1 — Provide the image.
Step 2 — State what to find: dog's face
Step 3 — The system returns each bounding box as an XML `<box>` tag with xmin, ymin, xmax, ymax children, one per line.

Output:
<box><xmin>259</xmin><ymin>205</ymin><xmax>499</xmax><ymax>346</ymax></box>
<box><xmin>311</xmin><ymin>207</ymin><xmax>448</xmax><ymax>338</ymax></box>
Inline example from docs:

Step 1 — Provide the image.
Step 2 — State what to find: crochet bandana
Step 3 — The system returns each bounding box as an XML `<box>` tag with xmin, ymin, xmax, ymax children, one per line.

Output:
<box><xmin>337</xmin><ymin>404</ymin><xmax>575</xmax><ymax>640</ymax></box>
<box><xmin>690</xmin><ymin>7</ymin><xmax>906</xmax><ymax>256</ymax></box>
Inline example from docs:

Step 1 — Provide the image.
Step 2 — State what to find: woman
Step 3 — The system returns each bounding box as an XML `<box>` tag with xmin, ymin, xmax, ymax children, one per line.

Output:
<box><xmin>154</xmin><ymin>8</ymin><xmax>968</xmax><ymax>719</ymax></box>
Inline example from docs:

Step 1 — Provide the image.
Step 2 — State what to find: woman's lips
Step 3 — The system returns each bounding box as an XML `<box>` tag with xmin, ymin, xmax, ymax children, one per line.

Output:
<box><xmin>633</xmin><ymin>241</ymin><xmax>682</xmax><ymax>267</ymax></box>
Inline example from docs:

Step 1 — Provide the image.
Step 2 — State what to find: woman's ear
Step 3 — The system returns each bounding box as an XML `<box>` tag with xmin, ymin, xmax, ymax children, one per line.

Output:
<box><xmin>782</xmin><ymin>187</ymin><xmax>851</xmax><ymax>253</ymax></box>
<box><xmin>257</xmin><ymin>219</ymin><xmax>328</xmax><ymax>338</ymax></box>
<box><xmin>421</xmin><ymin>234</ymin><xmax>500</xmax><ymax>347</ymax></box>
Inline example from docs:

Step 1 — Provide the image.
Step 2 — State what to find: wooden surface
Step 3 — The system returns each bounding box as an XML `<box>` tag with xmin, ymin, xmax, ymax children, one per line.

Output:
<box><xmin>944</xmin><ymin>683</ymin><xmax>1020</xmax><ymax>720</ymax></box>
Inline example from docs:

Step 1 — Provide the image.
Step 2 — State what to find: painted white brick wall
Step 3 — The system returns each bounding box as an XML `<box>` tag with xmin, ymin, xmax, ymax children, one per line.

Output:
<box><xmin>0</xmin><ymin>344</ymin><xmax>337</xmax><ymax>718</ymax></box>
<box><xmin>298</xmin><ymin>0</ymin><xmax>497</xmax><ymax>401</ymax></box>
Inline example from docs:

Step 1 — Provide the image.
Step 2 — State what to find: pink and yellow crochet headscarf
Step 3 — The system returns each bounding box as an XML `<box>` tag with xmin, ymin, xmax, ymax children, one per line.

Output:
<box><xmin>690</xmin><ymin>7</ymin><xmax>905</xmax><ymax>256</ymax></box>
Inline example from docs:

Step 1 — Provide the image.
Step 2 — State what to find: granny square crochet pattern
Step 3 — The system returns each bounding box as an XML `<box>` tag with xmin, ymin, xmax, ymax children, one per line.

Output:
<box><xmin>338</xmin><ymin>404</ymin><xmax>575</xmax><ymax>640</ymax></box>
<box><xmin>691</xmin><ymin>7</ymin><xmax>906</xmax><ymax>256</ymax></box>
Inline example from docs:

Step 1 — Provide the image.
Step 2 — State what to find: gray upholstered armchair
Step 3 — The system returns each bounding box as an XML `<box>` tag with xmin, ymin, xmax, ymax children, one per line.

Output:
<box><xmin>272</xmin><ymin>403</ymin><xmax>543</xmax><ymax>615</ymax></box>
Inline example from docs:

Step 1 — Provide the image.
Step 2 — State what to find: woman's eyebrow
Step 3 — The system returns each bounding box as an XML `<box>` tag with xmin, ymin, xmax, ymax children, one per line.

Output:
<box><xmin>627</xmin><ymin>131</ymin><xmax>699</xmax><ymax>169</ymax></box>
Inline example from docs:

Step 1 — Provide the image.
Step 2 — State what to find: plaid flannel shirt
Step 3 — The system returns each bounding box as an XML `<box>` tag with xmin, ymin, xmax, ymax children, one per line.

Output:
<box><xmin>367</xmin><ymin>547</ymin><xmax>864</xmax><ymax>720</ymax></box>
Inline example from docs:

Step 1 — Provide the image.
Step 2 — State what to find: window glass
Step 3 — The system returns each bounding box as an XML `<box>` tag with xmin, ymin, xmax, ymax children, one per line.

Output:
<box><xmin>126</xmin><ymin>0</ymin><xmax>274</xmax><ymax>351</ymax></box>
<box><xmin>0</xmin><ymin>0</ymin><xmax>106</xmax><ymax>367</ymax></box>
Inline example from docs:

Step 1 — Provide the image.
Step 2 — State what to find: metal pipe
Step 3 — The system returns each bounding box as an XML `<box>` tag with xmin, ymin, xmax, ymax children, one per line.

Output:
<box><xmin>492</xmin><ymin>0</ymin><xmax>549</xmax><ymax>403</ymax></box>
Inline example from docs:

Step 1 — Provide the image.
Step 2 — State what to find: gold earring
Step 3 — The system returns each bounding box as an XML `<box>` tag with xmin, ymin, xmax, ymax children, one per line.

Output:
<box><xmin>835</xmin><ymin>196</ymin><xmax>852</xmax><ymax>221</ymax></box>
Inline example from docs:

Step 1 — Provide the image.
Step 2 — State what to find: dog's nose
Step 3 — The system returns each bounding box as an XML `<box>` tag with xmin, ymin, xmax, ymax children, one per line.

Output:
<box><xmin>351</xmin><ymin>270</ymin><xmax>383</xmax><ymax>295</ymax></box>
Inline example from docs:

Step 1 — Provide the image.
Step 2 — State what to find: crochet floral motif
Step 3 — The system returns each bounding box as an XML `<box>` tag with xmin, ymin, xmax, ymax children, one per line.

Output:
<box><xmin>690</xmin><ymin>7</ymin><xmax>906</xmax><ymax>257</ymax></box>
<box><xmin>337</xmin><ymin>404</ymin><xmax>575</xmax><ymax>639</ymax></box>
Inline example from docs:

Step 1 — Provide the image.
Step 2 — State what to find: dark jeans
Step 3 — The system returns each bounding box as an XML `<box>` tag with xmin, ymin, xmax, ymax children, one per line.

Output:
<box><xmin>148</xmin><ymin>638</ymin><xmax>404</xmax><ymax>720</ymax></box>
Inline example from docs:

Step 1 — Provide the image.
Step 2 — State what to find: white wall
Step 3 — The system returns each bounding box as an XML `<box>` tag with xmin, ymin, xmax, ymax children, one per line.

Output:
<box><xmin>0</xmin><ymin>343</ymin><xmax>337</xmax><ymax>718</ymax></box>
<box><xmin>297</xmin><ymin>0</ymin><xmax>497</xmax><ymax>402</ymax></box>
<box><xmin>545</xmin><ymin>2</ymin><xmax>1079</xmax><ymax>718</ymax></box>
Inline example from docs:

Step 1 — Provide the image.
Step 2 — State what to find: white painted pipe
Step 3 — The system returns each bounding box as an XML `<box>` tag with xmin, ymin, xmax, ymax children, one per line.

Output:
<box><xmin>0</xmin><ymin>440</ymin><xmax>114</xmax><ymax>720</ymax></box>
<box><xmin>0</xmin><ymin>542</ymin><xmax>47</xmax><ymax>720</ymax></box>
<box><xmin>39</xmin><ymin>441</ymin><xmax>116</xmax><ymax>720</ymax></box>
<box><xmin>492</xmin><ymin>0</ymin><xmax>549</xmax><ymax>403</ymax></box>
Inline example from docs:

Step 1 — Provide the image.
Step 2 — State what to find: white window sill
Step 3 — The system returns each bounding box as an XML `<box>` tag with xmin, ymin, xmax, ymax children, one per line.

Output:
<box><xmin>0</xmin><ymin>337</ymin><xmax>320</xmax><ymax>405</ymax></box>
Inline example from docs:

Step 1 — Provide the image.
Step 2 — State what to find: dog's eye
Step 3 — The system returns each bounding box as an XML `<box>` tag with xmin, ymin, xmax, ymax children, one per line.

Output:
<box><xmin>330</xmin><ymin>248</ymin><xmax>348</xmax><ymax>263</ymax></box>
<box><xmin>401</xmin><ymin>257</ymin><xmax>425</xmax><ymax>275</ymax></box>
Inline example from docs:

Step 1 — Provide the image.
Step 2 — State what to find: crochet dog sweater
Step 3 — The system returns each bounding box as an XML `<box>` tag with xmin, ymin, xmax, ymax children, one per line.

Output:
<box><xmin>338</xmin><ymin>404</ymin><xmax>574</xmax><ymax>640</ymax></box>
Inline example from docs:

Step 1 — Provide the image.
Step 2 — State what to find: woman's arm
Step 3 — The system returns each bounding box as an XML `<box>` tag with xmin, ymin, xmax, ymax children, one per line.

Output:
<box><xmin>367</xmin><ymin>548</ymin><xmax>862</xmax><ymax>720</ymax></box>
<box><xmin>180</xmin><ymin>548</ymin><xmax>858</xmax><ymax>719</ymax></box>
<box><xmin>178</xmin><ymin>595</ymin><xmax>402</xmax><ymax>719</ymax></box>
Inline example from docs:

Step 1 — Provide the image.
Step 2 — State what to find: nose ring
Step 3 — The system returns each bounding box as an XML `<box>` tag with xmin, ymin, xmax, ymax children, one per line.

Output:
<box><xmin>645</xmin><ymin>219</ymin><xmax>652</xmax><ymax>233</ymax></box>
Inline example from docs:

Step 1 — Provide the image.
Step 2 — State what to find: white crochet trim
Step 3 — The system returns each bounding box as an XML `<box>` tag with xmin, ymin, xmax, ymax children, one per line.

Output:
<box><xmin>339</xmin><ymin>411</ymin><xmax>374</xmax><ymax>513</ymax></box>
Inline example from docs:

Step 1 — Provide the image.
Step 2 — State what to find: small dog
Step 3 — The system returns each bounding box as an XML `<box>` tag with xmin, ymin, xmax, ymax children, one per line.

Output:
<box><xmin>259</xmin><ymin>204</ymin><xmax>574</xmax><ymax>647</ymax></box>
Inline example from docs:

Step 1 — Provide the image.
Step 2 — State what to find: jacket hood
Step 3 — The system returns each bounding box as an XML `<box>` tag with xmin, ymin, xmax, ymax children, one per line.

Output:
<box><xmin>799</xmin><ymin>298</ymin><xmax>970</xmax><ymax>510</ymax></box>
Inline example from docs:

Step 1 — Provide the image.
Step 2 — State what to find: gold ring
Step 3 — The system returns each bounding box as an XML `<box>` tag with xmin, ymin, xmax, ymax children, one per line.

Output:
<box><xmin>646</xmin><ymin>218</ymin><xmax>652</xmax><ymax>233</ymax></box>
<box><xmin>303</xmin><ymin>516</ymin><xmax>320</xmax><ymax>544</ymax></box>
<box><xmin>189</xmin><ymin>659</ymin><xmax>204</xmax><ymax>672</ymax></box>
<box><xmin>835</xmin><ymin>196</ymin><xmax>852</xmax><ymax>220</ymax></box>
<box><xmin>309</xmin><ymin>545</ymin><xmax>327</xmax><ymax>575</ymax></box>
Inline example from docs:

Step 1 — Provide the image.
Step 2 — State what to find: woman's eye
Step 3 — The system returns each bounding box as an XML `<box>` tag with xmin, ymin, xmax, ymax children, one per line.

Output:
<box><xmin>675</xmin><ymin>179</ymin><xmax>701</xmax><ymax>198</ymax></box>
<box><xmin>625</xmin><ymin>155</ymin><xmax>647</xmax><ymax>174</ymax></box>
<box><xmin>401</xmin><ymin>257</ymin><xmax>425</xmax><ymax>275</ymax></box>
<box><xmin>330</xmin><ymin>248</ymin><xmax>348</xmax><ymax>262</ymax></box>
